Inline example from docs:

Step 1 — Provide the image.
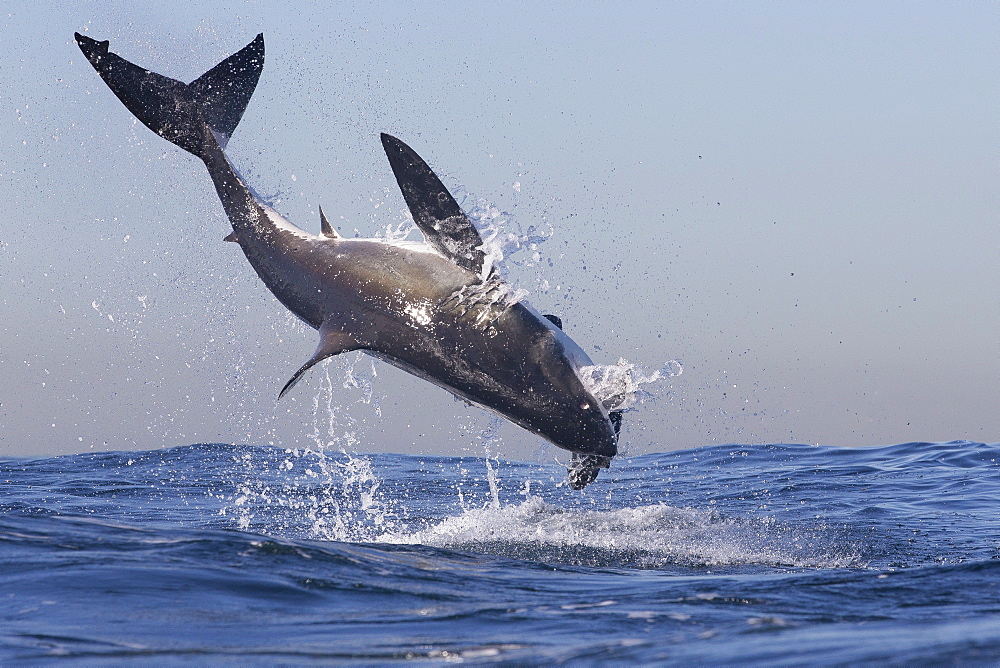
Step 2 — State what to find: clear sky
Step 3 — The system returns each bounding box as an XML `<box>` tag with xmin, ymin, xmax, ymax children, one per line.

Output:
<box><xmin>1</xmin><ymin>2</ymin><xmax>997</xmax><ymax>459</ymax></box>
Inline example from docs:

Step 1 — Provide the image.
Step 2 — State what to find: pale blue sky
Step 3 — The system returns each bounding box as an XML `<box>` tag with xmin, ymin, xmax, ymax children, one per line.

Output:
<box><xmin>2</xmin><ymin>2</ymin><xmax>997</xmax><ymax>458</ymax></box>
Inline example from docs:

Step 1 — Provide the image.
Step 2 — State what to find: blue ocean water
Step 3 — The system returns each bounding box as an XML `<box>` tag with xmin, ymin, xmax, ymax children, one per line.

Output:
<box><xmin>2</xmin><ymin>440</ymin><xmax>999</xmax><ymax>664</ymax></box>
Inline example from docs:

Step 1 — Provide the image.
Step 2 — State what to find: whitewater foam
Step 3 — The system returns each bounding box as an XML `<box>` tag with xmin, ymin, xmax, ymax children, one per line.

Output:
<box><xmin>380</xmin><ymin>496</ymin><xmax>864</xmax><ymax>570</ymax></box>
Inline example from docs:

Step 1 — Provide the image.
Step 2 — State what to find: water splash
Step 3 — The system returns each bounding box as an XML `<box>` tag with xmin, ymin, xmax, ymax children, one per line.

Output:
<box><xmin>221</xmin><ymin>356</ymin><xmax>398</xmax><ymax>542</ymax></box>
<box><xmin>466</xmin><ymin>197</ymin><xmax>553</xmax><ymax>283</ymax></box>
<box><xmin>440</xmin><ymin>273</ymin><xmax>530</xmax><ymax>330</ymax></box>
<box><xmin>478</xmin><ymin>417</ymin><xmax>505</xmax><ymax>510</ymax></box>
<box><xmin>381</xmin><ymin>496</ymin><xmax>865</xmax><ymax>569</ymax></box>
<box><xmin>339</xmin><ymin>352</ymin><xmax>381</xmax><ymax>417</ymax></box>
<box><xmin>378</xmin><ymin>218</ymin><xmax>418</xmax><ymax>244</ymax></box>
<box><xmin>294</xmin><ymin>359</ymin><xmax>397</xmax><ymax>541</ymax></box>
<box><xmin>579</xmin><ymin>358</ymin><xmax>683</xmax><ymax>413</ymax></box>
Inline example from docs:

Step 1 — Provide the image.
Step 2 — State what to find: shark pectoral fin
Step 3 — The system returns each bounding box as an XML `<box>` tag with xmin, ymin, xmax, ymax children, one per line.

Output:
<box><xmin>318</xmin><ymin>205</ymin><xmax>339</xmax><ymax>238</ymax></box>
<box><xmin>380</xmin><ymin>133</ymin><xmax>487</xmax><ymax>276</ymax></box>
<box><xmin>277</xmin><ymin>324</ymin><xmax>361</xmax><ymax>400</ymax></box>
<box><xmin>543</xmin><ymin>314</ymin><xmax>563</xmax><ymax>329</ymax></box>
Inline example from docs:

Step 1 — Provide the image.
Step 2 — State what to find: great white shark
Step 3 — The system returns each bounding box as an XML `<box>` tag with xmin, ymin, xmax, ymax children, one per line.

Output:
<box><xmin>75</xmin><ymin>32</ymin><xmax>620</xmax><ymax>489</ymax></box>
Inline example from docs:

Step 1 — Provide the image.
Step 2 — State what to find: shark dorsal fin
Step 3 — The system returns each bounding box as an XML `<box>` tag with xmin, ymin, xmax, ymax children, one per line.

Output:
<box><xmin>380</xmin><ymin>133</ymin><xmax>487</xmax><ymax>276</ymax></box>
<box><xmin>319</xmin><ymin>205</ymin><xmax>339</xmax><ymax>238</ymax></box>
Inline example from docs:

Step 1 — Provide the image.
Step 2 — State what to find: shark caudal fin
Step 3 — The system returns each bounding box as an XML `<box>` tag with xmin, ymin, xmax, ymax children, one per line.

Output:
<box><xmin>74</xmin><ymin>33</ymin><xmax>264</xmax><ymax>158</ymax></box>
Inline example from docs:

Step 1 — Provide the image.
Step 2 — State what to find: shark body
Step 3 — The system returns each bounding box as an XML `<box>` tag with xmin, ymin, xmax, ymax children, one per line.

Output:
<box><xmin>75</xmin><ymin>32</ymin><xmax>618</xmax><ymax>488</ymax></box>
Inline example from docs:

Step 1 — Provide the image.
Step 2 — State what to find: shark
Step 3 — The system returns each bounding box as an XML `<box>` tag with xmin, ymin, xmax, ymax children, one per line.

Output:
<box><xmin>75</xmin><ymin>32</ymin><xmax>620</xmax><ymax>488</ymax></box>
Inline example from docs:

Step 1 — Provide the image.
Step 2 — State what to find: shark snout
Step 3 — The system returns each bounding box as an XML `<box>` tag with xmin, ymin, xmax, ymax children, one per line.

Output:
<box><xmin>548</xmin><ymin>401</ymin><xmax>618</xmax><ymax>458</ymax></box>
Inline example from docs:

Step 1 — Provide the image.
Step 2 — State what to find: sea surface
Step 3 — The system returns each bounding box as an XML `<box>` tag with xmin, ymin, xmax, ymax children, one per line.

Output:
<box><xmin>2</xmin><ymin>440</ymin><xmax>999</xmax><ymax>665</ymax></box>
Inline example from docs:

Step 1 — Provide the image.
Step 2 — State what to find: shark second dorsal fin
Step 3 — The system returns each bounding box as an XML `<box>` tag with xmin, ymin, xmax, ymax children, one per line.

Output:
<box><xmin>319</xmin><ymin>205</ymin><xmax>339</xmax><ymax>238</ymax></box>
<box><xmin>380</xmin><ymin>133</ymin><xmax>487</xmax><ymax>276</ymax></box>
<box><xmin>277</xmin><ymin>320</ymin><xmax>360</xmax><ymax>399</ymax></box>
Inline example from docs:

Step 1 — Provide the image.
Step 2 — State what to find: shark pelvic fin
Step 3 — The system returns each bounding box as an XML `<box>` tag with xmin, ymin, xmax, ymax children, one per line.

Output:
<box><xmin>319</xmin><ymin>205</ymin><xmax>339</xmax><ymax>238</ymax></box>
<box><xmin>278</xmin><ymin>321</ymin><xmax>361</xmax><ymax>400</ymax></box>
<box><xmin>380</xmin><ymin>133</ymin><xmax>487</xmax><ymax>276</ymax></box>
<box><xmin>223</xmin><ymin>231</ymin><xmax>239</xmax><ymax>243</ymax></box>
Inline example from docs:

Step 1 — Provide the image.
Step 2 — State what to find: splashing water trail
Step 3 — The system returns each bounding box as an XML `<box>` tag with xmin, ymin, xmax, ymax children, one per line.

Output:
<box><xmin>379</xmin><ymin>218</ymin><xmax>418</xmax><ymax>244</ymax></box>
<box><xmin>221</xmin><ymin>356</ymin><xmax>399</xmax><ymax>542</ymax></box>
<box><xmin>579</xmin><ymin>358</ymin><xmax>684</xmax><ymax>413</ymax></box>
<box><xmin>340</xmin><ymin>352</ymin><xmax>381</xmax><ymax>416</ymax></box>
<box><xmin>295</xmin><ymin>359</ymin><xmax>397</xmax><ymax>541</ymax></box>
<box><xmin>466</xmin><ymin>197</ymin><xmax>553</xmax><ymax>283</ymax></box>
<box><xmin>478</xmin><ymin>416</ymin><xmax>505</xmax><ymax>509</ymax></box>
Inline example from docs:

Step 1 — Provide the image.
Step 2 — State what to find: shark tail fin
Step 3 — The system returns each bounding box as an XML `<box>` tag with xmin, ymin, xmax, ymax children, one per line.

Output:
<box><xmin>74</xmin><ymin>33</ymin><xmax>264</xmax><ymax>158</ymax></box>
